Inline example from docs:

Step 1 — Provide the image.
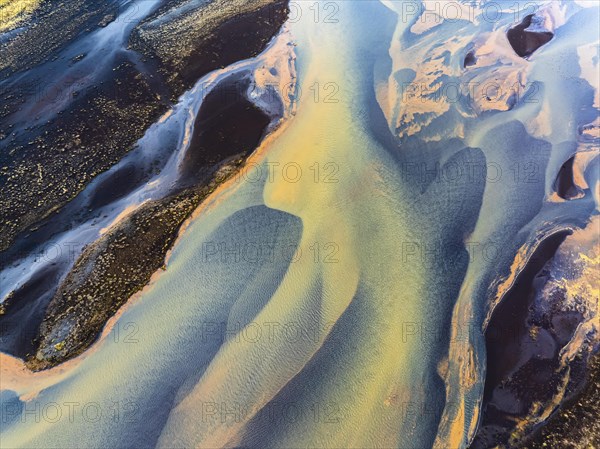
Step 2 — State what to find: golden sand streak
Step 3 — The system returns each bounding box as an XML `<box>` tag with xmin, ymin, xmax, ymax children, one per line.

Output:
<box><xmin>99</xmin><ymin>202</ymin><xmax>149</xmax><ymax>235</ymax></box>
<box><xmin>0</xmin><ymin>0</ymin><xmax>40</xmax><ymax>33</ymax></box>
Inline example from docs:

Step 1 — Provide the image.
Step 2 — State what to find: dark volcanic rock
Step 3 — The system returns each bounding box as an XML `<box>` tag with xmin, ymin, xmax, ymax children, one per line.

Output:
<box><xmin>0</xmin><ymin>0</ymin><xmax>289</xmax><ymax>253</ymax></box>
<box><xmin>554</xmin><ymin>156</ymin><xmax>582</xmax><ymax>200</ymax></box>
<box><xmin>471</xmin><ymin>229</ymin><xmax>598</xmax><ymax>448</ymax></box>
<box><xmin>180</xmin><ymin>73</ymin><xmax>272</xmax><ymax>183</ymax></box>
<box><xmin>464</xmin><ymin>51</ymin><xmax>477</xmax><ymax>68</ymax></box>
<box><xmin>507</xmin><ymin>14</ymin><xmax>554</xmax><ymax>59</ymax></box>
<box><xmin>524</xmin><ymin>354</ymin><xmax>600</xmax><ymax>449</ymax></box>
<box><xmin>0</xmin><ymin>57</ymin><xmax>165</xmax><ymax>252</ymax></box>
<box><xmin>0</xmin><ymin>0</ymin><xmax>121</xmax><ymax>77</ymax></box>
<box><xmin>129</xmin><ymin>0</ymin><xmax>290</xmax><ymax>98</ymax></box>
